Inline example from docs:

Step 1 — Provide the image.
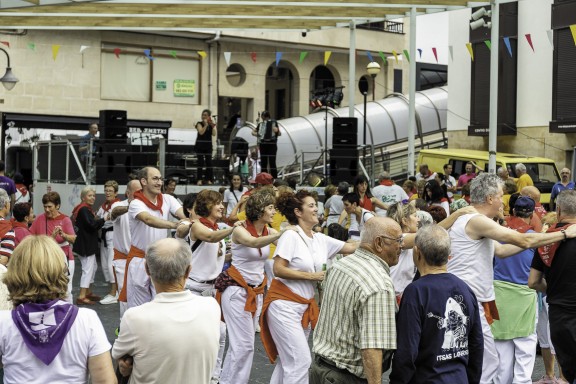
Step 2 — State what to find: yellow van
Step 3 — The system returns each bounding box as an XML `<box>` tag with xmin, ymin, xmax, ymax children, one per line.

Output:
<box><xmin>417</xmin><ymin>149</ymin><xmax>560</xmax><ymax>207</ymax></box>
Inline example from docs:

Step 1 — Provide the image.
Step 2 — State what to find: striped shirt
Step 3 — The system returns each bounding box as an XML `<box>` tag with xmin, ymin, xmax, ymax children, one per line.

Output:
<box><xmin>313</xmin><ymin>247</ymin><xmax>397</xmax><ymax>379</ymax></box>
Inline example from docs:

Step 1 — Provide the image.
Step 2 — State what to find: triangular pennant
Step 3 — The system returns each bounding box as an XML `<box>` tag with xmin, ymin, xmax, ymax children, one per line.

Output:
<box><xmin>392</xmin><ymin>50</ymin><xmax>399</xmax><ymax>64</ymax></box>
<box><xmin>547</xmin><ymin>30</ymin><xmax>554</xmax><ymax>48</ymax></box>
<box><xmin>80</xmin><ymin>45</ymin><xmax>89</xmax><ymax>54</ymax></box>
<box><xmin>198</xmin><ymin>50</ymin><xmax>207</xmax><ymax>59</ymax></box>
<box><xmin>525</xmin><ymin>34</ymin><xmax>535</xmax><ymax>52</ymax></box>
<box><xmin>52</xmin><ymin>45</ymin><xmax>60</xmax><ymax>61</ymax></box>
<box><xmin>484</xmin><ymin>40</ymin><xmax>491</xmax><ymax>50</ymax></box>
<box><xmin>299</xmin><ymin>51</ymin><xmax>308</xmax><ymax>64</ymax></box>
<box><xmin>224</xmin><ymin>52</ymin><xmax>231</xmax><ymax>66</ymax></box>
<box><xmin>169</xmin><ymin>50</ymin><xmax>178</xmax><ymax>59</ymax></box>
<box><xmin>449</xmin><ymin>45</ymin><xmax>453</xmax><ymax>61</ymax></box>
<box><xmin>417</xmin><ymin>48</ymin><xmax>422</xmax><ymax>58</ymax></box>
<box><xmin>366</xmin><ymin>51</ymin><xmax>374</xmax><ymax>62</ymax></box>
<box><xmin>432</xmin><ymin>47</ymin><xmax>438</xmax><ymax>63</ymax></box>
<box><xmin>466</xmin><ymin>43</ymin><xmax>474</xmax><ymax>61</ymax></box>
<box><xmin>503</xmin><ymin>37</ymin><xmax>513</xmax><ymax>57</ymax></box>
<box><xmin>570</xmin><ymin>25</ymin><xmax>576</xmax><ymax>46</ymax></box>
<box><xmin>144</xmin><ymin>49</ymin><xmax>155</xmax><ymax>60</ymax></box>
<box><xmin>28</xmin><ymin>42</ymin><xmax>36</xmax><ymax>51</ymax></box>
<box><xmin>0</xmin><ymin>41</ymin><xmax>9</xmax><ymax>48</ymax></box>
<box><xmin>275</xmin><ymin>52</ymin><xmax>283</xmax><ymax>67</ymax></box>
<box><xmin>324</xmin><ymin>51</ymin><xmax>332</xmax><ymax>65</ymax></box>
<box><xmin>114</xmin><ymin>48</ymin><xmax>121</xmax><ymax>58</ymax></box>
<box><xmin>250</xmin><ymin>52</ymin><xmax>257</xmax><ymax>63</ymax></box>
<box><xmin>378</xmin><ymin>51</ymin><xmax>387</xmax><ymax>65</ymax></box>
<box><xmin>403</xmin><ymin>49</ymin><xmax>410</xmax><ymax>63</ymax></box>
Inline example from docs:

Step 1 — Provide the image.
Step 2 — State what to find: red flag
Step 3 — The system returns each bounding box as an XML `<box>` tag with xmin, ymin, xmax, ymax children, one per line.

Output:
<box><xmin>0</xmin><ymin>41</ymin><xmax>9</xmax><ymax>48</ymax></box>
<box><xmin>525</xmin><ymin>34</ymin><xmax>535</xmax><ymax>52</ymax></box>
<box><xmin>250</xmin><ymin>52</ymin><xmax>257</xmax><ymax>62</ymax></box>
<box><xmin>432</xmin><ymin>47</ymin><xmax>438</xmax><ymax>63</ymax></box>
<box><xmin>114</xmin><ymin>48</ymin><xmax>121</xmax><ymax>58</ymax></box>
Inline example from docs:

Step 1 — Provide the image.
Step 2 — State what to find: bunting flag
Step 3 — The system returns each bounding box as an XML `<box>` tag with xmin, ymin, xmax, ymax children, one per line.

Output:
<box><xmin>224</xmin><ymin>51</ymin><xmax>231</xmax><ymax>66</ymax></box>
<box><xmin>52</xmin><ymin>45</ymin><xmax>60</xmax><ymax>61</ymax></box>
<box><xmin>198</xmin><ymin>50</ymin><xmax>207</xmax><ymax>59</ymax></box>
<box><xmin>449</xmin><ymin>45</ymin><xmax>453</xmax><ymax>61</ymax></box>
<box><xmin>275</xmin><ymin>51</ymin><xmax>282</xmax><ymax>66</ymax></box>
<box><xmin>546</xmin><ymin>30</ymin><xmax>554</xmax><ymax>48</ymax></box>
<box><xmin>250</xmin><ymin>52</ymin><xmax>257</xmax><ymax>62</ymax></box>
<box><xmin>432</xmin><ymin>47</ymin><xmax>438</xmax><ymax>63</ymax></box>
<box><xmin>484</xmin><ymin>40</ymin><xmax>491</xmax><ymax>50</ymax></box>
<box><xmin>392</xmin><ymin>50</ymin><xmax>399</xmax><ymax>63</ymax></box>
<box><xmin>503</xmin><ymin>37</ymin><xmax>513</xmax><ymax>57</ymax></box>
<box><xmin>79</xmin><ymin>45</ymin><xmax>89</xmax><ymax>54</ymax></box>
<box><xmin>525</xmin><ymin>34</ymin><xmax>535</xmax><ymax>52</ymax></box>
<box><xmin>0</xmin><ymin>41</ymin><xmax>9</xmax><ymax>48</ymax></box>
<box><xmin>366</xmin><ymin>51</ymin><xmax>374</xmax><ymax>62</ymax></box>
<box><xmin>378</xmin><ymin>51</ymin><xmax>387</xmax><ymax>64</ymax></box>
<box><xmin>28</xmin><ymin>42</ymin><xmax>36</xmax><ymax>51</ymax></box>
<box><xmin>403</xmin><ymin>49</ymin><xmax>410</xmax><ymax>63</ymax></box>
<box><xmin>466</xmin><ymin>43</ymin><xmax>474</xmax><ymax>61</ymax></box>
<box><xmin>570</xmin><ymin>25</ymin><xmax>576</xmax><ymax>45</ymax></box>
<box><xmin>144</xmin><ymin>49</ymin><xmax>155</xmax><ymax>60</ymax></box>
<box><xmin>324</xmin><ymin>51</ymin><xmax>331</xmax><ymax>65</ymax></box>
<box><xmin>114</xmin><ymin>48</ymin><xmax>121</xmax><ymax>58</ymax></box>
<box><xmin>169</xmin><ymin>50</ymin><xmax>178</xmax><ymax>58</ymax></box>
<box><xmin>299</xmin><ymin>51</ymin><xmax>308</xmax><ymax>63</ymax></box>
<box><xmin>417</xmin><ymin>48</ymin><xmax>422</xmax><ymax>58</ymax></box>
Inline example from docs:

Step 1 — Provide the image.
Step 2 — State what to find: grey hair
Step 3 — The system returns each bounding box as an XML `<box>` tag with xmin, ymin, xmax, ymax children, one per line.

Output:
<box><xmin>146</xmin><ymin>238</ymin><xmax>192</xmax><ymax>284</ymax></box>
<box><xmin>557</xmin><ymin>190</ymin><xmax>576</xmax><ymax>217</ymax></box>
<box><xmin>515</xmin><ymin>163</ymin><xmax>526</xmax><ymax>173</ymax></box>
<box><xmin>337</xmin><ymin>182</ymin><xmax>350</xmax><ymax>195</ymax></box>
<box><xmin>470</xmin><ymin>173</ymin><xmax>503</xmax><ymax>205</ymax></box>
<box><xmin>416</xmin><ymin>210</ymin><xmax>433</xmax><ymax>228</ymax></box>
<box><xmin>360</xmin><ymin>217</ymin><xmax>398</xmax><ymax>244</ymax></box>
<box><xmin>379</xmin><ymin>171</ymin><xmax>391</xmax><ymax>181</ymax></box>
<box><xmin>415</xmin><ymin>224</ymin><xmax>451</xmax><ymax>266</ymax></box>
<box><xmin>0</xmin><ymin>188</ymin><xmax>9</xmax><ymax>209</ymax></box>
<box><xmin>80</xmin><ymin>186</ymin><xmax>96</xmax><ymax>199</ymax></box>
<box><xmin>496</xmin><ymin>167</ymin><xmax>504</xmax><ymax>175</ymax></box>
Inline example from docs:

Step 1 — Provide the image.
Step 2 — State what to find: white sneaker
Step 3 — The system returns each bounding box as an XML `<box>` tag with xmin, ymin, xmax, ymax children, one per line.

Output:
<box><xmin>255</xmin><ymin>323</ymin><xmax>261</xmax><ymax>333</ymax></box>
<box><xmin>100</xmin><ymin>294</ymin><xmax>118</xmax><ymax>305</ymax></box>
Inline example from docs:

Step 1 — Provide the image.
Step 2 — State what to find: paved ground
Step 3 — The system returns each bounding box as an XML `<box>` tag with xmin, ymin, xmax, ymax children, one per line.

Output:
<box><xmin>1</xmin><ymin>257</ymin><xmax>554</xmax><ymax>383</ymax></box>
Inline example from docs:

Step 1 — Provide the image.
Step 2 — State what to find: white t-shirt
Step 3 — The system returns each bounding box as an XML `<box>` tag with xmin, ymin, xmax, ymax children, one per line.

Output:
<box><xmin>348</xmin><ymin>208</ymin><xmax>375</xmax><ymax>240</ymax></box>
<box><xmin>273</xmin><ymin>226</ymin><xmax>344</xmax><ymax>299</ymax></box>
<box><xmin>189</xmin><ymin>226</ymin><xmax>226</xmax><ymax>282</ymax></box>
<box><xmin>389</xmin><ymin>248</ymin><xmax>416</xmax><ymax>296</ymax></box>
<box><xmin>112</xmin><ymin>200</ymin><xmax>131</xmax><ymax>255</ymax></box>
<box><xmin>128</xmin><ymin>194</ymin><xmax>182</xmax><ymax>251</ymax></box>
<box><xmin>231</xmin><ymin>235</ymin><xmax>270</xmax><ymax>285</ymax></box>
<box><xmin>371</xmin><ymin>184</ymin><xmax>409</xmax><ymax>216</ymax></box>
<box><xmin>324</xmin><ymin>195</ymin><xmax>344</xmax><ymax>226</ymax></box>
<box><xmin>96</xmin><ymin>204</ymin><xmax>114</xmax><ymax>230</ymax></box>
<box><xmin>0</xmin><ymin>307</ymin><xmax>111</xmax><ymax>384</ymax></box>
<box><xmin>223</xmin><ymin>188</ymin><xmax>248</xmax><ymax>217</ymax></box>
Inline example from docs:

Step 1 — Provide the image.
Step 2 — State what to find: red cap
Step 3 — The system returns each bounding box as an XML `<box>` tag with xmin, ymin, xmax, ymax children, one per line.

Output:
<box><xmin>250</xmin><ymin>172</ymin><xmax>274</xmax><ymax>185</ymax></box>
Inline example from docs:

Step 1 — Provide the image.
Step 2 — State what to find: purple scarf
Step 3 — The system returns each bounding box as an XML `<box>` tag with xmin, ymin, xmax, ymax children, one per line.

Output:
<box><xmin>12</xmin><ymin>299</ymin><xmax>79</xmax><ymax>365</ymax></box>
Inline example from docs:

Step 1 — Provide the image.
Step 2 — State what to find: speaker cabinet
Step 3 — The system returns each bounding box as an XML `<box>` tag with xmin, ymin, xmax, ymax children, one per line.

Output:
<box><xmin>332</xmin><ymin>117</ymin><xmax>358</xmax><ymax>149</ymax></box>
<box><xmin>99</xmin><ymin>110</ymin><xmax>128</xmax><ymax>140</ymax></box>
<box><xmin>329</xmin><ymin>148</ymin><xmax>358</xmax><ymax>185</ymax></box>
<box><xmin>95</xmin><ymin>143</ymin><xmax>151</xmax><ymax>184</ymax></box>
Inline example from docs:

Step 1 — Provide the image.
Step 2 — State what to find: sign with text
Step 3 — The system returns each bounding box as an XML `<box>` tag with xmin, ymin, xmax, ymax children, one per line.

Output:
<box><xmin>550</xmin><ymin>121</ymin><xmax>576</xmax><ymax>133</ymax></box>
<box><xmin>173</xmin><ymin>79</ymin><xmax>195</xmax><ymax>97</ymax></box>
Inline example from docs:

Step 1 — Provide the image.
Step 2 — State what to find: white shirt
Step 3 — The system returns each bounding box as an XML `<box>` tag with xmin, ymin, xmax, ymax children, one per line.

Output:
<box><xmin>128</xmin><ymin>194</ymin><xmax>182</xmax><ymax>251</ymax></box>
<box><xmin>0</xmin><ymin>307</ymin><xmax>110</xmax><ymax>384</ymax></box>
<box><xmin>112</xmin><ymin>291</ymin><xmax>220</xmax><ymax>384</ymax></box>
<box><xmin>273</xmin><ymin>226</ymin><xmax>344</xmax><ymax>299</ymax></box>
<box><xmin>112</xmin><ymin>200</ymin><xmax>131</xmax><ymax>255</ymax></box>
<box><xmin>371</xmin><ymin>184</ymin><xmax>409</xmax><ymax>216</ymax></box>
<box><xmin>324</xmin><ymin>195</ymin><xmax>344</xmax><ymax>226</ymax></box>
<box><xmin>223</xmin><ymin>188</ymin><xmax>248</xmax><ymax>217</ymax></box>
<box><xmin>189</xmin><ymin>226</ymin><xmax>226</xmax><ymax>282</ymax></box>
<box><xmin>389</xmin><ymin>248</ymin><xmax>416</xmax><ymax>296</ymax></box>
<box><xmin>96</xmin><ymin>204</ymin><xmax>114</xmax><ymax>230</ymax></box>
<box><xmin>231</xmin><ymin>234</ymin><xmax>270</xmax><ymax>285</ymax></box>
<box><xmin>348</xmin><ymin>208</ymin><xmax>375</xmax><ymax>240</ymax></box>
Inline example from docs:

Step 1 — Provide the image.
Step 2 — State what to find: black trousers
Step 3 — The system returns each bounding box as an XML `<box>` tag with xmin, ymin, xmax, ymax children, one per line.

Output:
<box><xmin>260</xmin><ymin>141</ymin><xmax>278</xmax><ymax>178</ymax></box>
<box><xmin>549</xmin><ymin>304</ymin><xmax>576</xmax><ymax>383</ymax></box>
<box><xmin>309</xmin><ymin>356</ymin><xmax>368</xmax><ymax>384</ymax></box>
<box><xmin>196</xmin><ymin>151</ymin><xmax>213</xmax><ymax>182</ymax></box>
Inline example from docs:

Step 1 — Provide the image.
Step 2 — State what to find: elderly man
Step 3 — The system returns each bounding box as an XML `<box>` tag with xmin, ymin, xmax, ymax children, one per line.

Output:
<box><xmin>515</xmin><ymin>163</ymin><xmax>534</xmax><ymax>191</ymax></box>
<box><xmin>457</xmin><ymin>162</ymin><xmax>477</xmax><ymax>189</ymax></box>
<box><xmin>371</xmin><ymin>171</ymin><xmax>408</xmax><ymax>217</ymax></box>
<box><xmin>415</xmin><ymin>164</ymin><xmax>436</xmax><ymax>182</ymax></box>
<box><xmin>529</xmin><ymin>190</ymin><xmax>576</xmax><ymax>383</ymax></box>
<box><xmin>448</xmin><ymin>173</ymin><xmax>576</xmax><ymax>384</ymax></box>
<box><xmin>311</xmin><ymin>217</ymin><xmax>401</xmax><ymax>384</ymax></box>
<box><xmin>550</xmin><ymin>167</ymin><xmax>574</xmax><ymax>211</ymax></box>
<box><xmin>521</xmin><ymin>186</ymin><xmax>546</xmax><ymax>219</ymax></box>
<box><xmin>113</xmin><ymin>238</ymin><xmax>221</xmax><ymax>384</ymax></box>
<box><xmin>390</xmin><ymin>225</ymin><xmax>483</xmax><ymax>383</ymax></box>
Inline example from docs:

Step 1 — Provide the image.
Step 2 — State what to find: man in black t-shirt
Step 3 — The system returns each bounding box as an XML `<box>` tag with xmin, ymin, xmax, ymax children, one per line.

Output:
<box><xmin>253</xmin><ymin>111</ymin><xmax>280</xmax><ymax>178</ymax></box>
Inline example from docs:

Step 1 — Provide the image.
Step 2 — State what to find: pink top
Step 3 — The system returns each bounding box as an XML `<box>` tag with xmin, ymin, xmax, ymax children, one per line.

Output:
<box><xmin>30</xmin><ymin>213</ymin><xmax>75</xmax><ymax>260</ymax></box>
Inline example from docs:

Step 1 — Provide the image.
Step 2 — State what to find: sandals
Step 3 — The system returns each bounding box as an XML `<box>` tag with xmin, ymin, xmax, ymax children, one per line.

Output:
<box><xmin>86</xmin><ymin>293</ymin><xmax>101</xmax><ymax>301</ymax></box>
<box><xmin>76</xmin><ymin>297</ymin><xmax>96</xmax><ymax>305</ymax></box>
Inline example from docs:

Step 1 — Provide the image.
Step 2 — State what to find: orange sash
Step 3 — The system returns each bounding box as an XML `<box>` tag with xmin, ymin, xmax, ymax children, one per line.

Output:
<box><xmin>118</xmin><ymin>245</ymin><xmax>145</xmax><ymax>302</ymax></box>
<box><xmin>538</xmin><ymin>223</ymin><xmax>575</xmax><ymax>267</ymax></box>
<box><xmin>259</xmin><ymin>279</ymin><xmax>319</xmax><ymax>363</ymax></box>
<box><xmin>482</xmin><ymin>300</ymin><xmax>500</xmax><ymax>325</ymax></box>
<box><xmin>113</xmin><ymin>249</ymin><xmax>128</xmax><ymax>260</ymax></box>
<box><xmin>215</xmin><ymin>265</ymin><xmax>267</xmax><ymax>321</ymax></box>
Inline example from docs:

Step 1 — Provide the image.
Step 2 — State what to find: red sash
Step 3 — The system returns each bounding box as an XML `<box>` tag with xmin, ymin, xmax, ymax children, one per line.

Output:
<box><xmin>71</xmin><ymin>203</ymin><xmax>92</xmax><ymax>222</ymax></box>
<box><xmin>245</xmin><ymin>220</ymin><xmax>269</xmax><ymax>257</ymax></box>
<box><xmin>504</xmin><ymin>216</ymin><xmax>533</xmax><ymax>233</ymax></box>
<box><xmin>101</xmin><ymin>198</ymin><xmax>120</xmax><ymax>212</ymax></box>
<box><xmin>537</xmin><ymin>223</ymin><xmax>575</xmax><ymax>267</ymax></box>
<box><xmin>133</xmin><ymin>190</ymin><xmax>163</xmax><ymax>215</ymax></box>
<box><xmin>199</xmin><ymin>217</ymin><xmax>219</xmax><ymax>230</ymax></box>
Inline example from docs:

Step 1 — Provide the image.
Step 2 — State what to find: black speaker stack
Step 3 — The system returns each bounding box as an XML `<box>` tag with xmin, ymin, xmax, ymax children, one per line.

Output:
<box><xmin>99</xmin><ymin>110</ymin><xmax>128</xmax><ymax>141</ymax></box>
<box><xmin>330</xmin><ymin>117</ymin><xmax>358</xmax><ymax>185</ymax></box>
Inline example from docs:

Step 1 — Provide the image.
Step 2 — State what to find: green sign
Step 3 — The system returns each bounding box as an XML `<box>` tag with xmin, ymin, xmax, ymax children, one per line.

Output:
<box><xmin>155</xmin><ymin>81</ymin><xmax>166</xmax><ymax>91</ymax></box>
<box><xmin>173</xmin><ymin>79</ymin><xmax>195</xmax><ymax>97</ymax></box>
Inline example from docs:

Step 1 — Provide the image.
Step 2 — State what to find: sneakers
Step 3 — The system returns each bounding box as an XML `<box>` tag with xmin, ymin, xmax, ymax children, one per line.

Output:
<box><xmin>255</xmin><ymin>323</ymin><xmax>261</xmax><ymax>333</ymax></box>
<box><xmin>533</xmin><ymin>376</ymin><xmax>558</xmax><ymax>384</ymax></box>
<box><xmin>100</xmin><ymin>294</ymin><xmax>118</xmax><ymax>305</ymax></box>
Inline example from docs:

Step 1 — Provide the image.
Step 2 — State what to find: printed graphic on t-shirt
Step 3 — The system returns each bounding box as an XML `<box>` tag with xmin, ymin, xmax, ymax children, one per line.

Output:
<box><xmin>427</xmin><ymin>295</ymin><xmax>470</xmax><ymax>361</ymax></box>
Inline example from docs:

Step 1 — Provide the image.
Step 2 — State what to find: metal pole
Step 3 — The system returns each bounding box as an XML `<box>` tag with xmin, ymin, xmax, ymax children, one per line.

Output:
<box><xmin>363</xmin><ymin>92</ymin><xmax>368</xmax><ymax>168</ymax></box>
<box><xmin>348</xmin><ymin>21</ymin><xmax>356</xmax><ymax>118</ymax></box>
<box><xmin>488</xmin><ymin>0</ymin><xmax>499</xmax><ymax>174</ymax></box>
<box><xmin>407</xmin><ymin>7</ymin><xmax>417</xmax><ymax>176</ymax></box>
<box><xmin>372</xmin><ymin>75</ymin><xmax>376</xmax><ymax>101</ymax></box>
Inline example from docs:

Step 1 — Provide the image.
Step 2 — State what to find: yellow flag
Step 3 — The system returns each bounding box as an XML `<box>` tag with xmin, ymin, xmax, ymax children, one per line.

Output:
<box><xmin>570</xmin><ymin>25</ymin><xmax>576</xmax><ymax>46</ymax></box>
<box><xmin>466</xmin><ymin>43</ymin><xmax>474</xmax><ymax>61</ymax></box>
<box><xmin>52</xmin><ymin>45</ymin><xmax>60</xmax><ymax>61</ymax></box>
<box><xmin>324</xmin><ymin>51</ymin><xmax>331</xmax><ymax>65</ymax></box>
<box><xmin>392</xmin><ymin>50</ymin><xmax>399</xmax><ymax>64</ymax></box>
<box><xmin>198</xmin><ymin>50</ymin><xmax>207</xmax><ymax>59</ymax></box>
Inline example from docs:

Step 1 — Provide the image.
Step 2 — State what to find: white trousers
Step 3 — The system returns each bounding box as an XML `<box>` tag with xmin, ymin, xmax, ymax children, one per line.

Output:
<box><xmin>267</xmin><ymin>299</ymin><xmax>311</xmax><ymax>384</ymax></box>
<box><xmin>113</xmin><ymin>258</ymin><xmax>127</xmax><ymax>319</ymax></box>
<box><xmin>537</xmin><ymin>298</ymin><xmax>556</xmax><ymax>354</ymax></box>
<box><xmin>494</xmin><ymin>332</ymin><xmax>538</xmax><ymax>384</ymax></box>
<box><xmin>264</xmin><ymin>259</ymin><xmax>275</xmax><ymax>288</ymax></box>
<box><xmin>479</xmin><ymin>303</ymin><xmax>499</xmax><ymax>384</ymax></box>
<box><xmin>188</xmin><ymin>280</ymin><xmax>226</xmax><ymax>383</ymax></box>
<box><xmin>126</xmin><ymin>257</ymin><xmax>155</xmax><ymax>309</ymax></box>
<box><xmin>78</xmin><ymin>254</ymin><xmax>97</xmax><ymax>289</ymax></box>
<box><xmin>100</xmin><ymin>231</ymin><xmax>114</xmax><ymax>283</ymax></box>
<box><xmin>220</xmin><ymin>286</ymin><xmax>263</xmax><ymax>384</ymax></box>
<box><xmin>65</xmin><ymin>259</ymin><xmax>75</xmax><ymax>303</ymax></box>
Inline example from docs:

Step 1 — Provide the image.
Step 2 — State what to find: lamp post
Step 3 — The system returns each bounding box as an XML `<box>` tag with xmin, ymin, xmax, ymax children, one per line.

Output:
<box><xmin>0</xmin><ymin>47</ymin><xmax>18</xmax><ymax>91</ymax></box>
<box><xmin>363</xmin><ymin>62</ymin><xmax>380</xmax><ymax>167</ymax></box>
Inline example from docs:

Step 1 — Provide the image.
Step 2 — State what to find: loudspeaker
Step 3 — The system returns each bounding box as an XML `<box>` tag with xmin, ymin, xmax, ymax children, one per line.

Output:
<box><xmin>95</xmin><ymin>143</ymin><xmax>151</xmax><ymax>184</ymax></box>
<box><xmin>99</xmin><ymin>110</ymin><xmax>128</xmax><ymax>140</ymax></box>
<box><xmin>329</xmin><ymin>148</ymin><xmax>358</xmax><ymax>185</ymax></box>
<box><xmin>332</xmin><ymin>117</ymin><xmax>358</xmax><ymax>149</ymax></box>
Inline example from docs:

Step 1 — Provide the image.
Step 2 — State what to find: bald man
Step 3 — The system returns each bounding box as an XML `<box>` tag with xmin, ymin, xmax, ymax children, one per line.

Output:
<box><xmin>521</xmin><ymin>186</ymin><xmax>547</xmax><ymax>219</ymax></box>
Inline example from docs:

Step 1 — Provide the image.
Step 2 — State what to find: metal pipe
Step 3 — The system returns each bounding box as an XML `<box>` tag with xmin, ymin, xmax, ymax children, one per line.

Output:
<box><xmin>407</xmin><ymin>7</ymin><xmax>417</xmax><ymax>176</ymax></box>
<box><xmin>488</xmin><ymin>0</ymin><xmax>499</xmax><ymax>173</ymax></box>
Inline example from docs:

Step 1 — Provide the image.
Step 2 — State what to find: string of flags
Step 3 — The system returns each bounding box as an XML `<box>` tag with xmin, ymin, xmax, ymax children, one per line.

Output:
<box><xmin>1</xmin><ymin>24</ymin><xmax>574</xmax><ymax>65</ymax></box>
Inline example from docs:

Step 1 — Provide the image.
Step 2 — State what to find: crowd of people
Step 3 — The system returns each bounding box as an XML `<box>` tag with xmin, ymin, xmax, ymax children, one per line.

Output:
<box><xmin>0</xmin><ymin>159</ymin><xmax>574</xmax><ymax>384</ymax></box>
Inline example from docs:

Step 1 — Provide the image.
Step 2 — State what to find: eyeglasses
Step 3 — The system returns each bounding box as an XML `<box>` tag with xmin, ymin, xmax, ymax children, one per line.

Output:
<box><xmin>149</xmin><ymin>176</ymin><xmax>164</xmax><ymax>182</ymax></box>
<box><xmin>379</xmin><ymin>235</ymin><xmax>404</xmax><ymax>245</ymax></box>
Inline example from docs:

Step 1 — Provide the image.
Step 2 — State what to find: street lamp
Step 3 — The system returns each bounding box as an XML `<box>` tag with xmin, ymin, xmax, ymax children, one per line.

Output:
<box><xmin>0</xmin><ymin>47</ymin><xmax>18</xmax><ymax>91</ymax></box>
<box><xmin>363</xmin><ymin>62</ymin><xmax>380</xmax><ymax>168</ymax></box>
